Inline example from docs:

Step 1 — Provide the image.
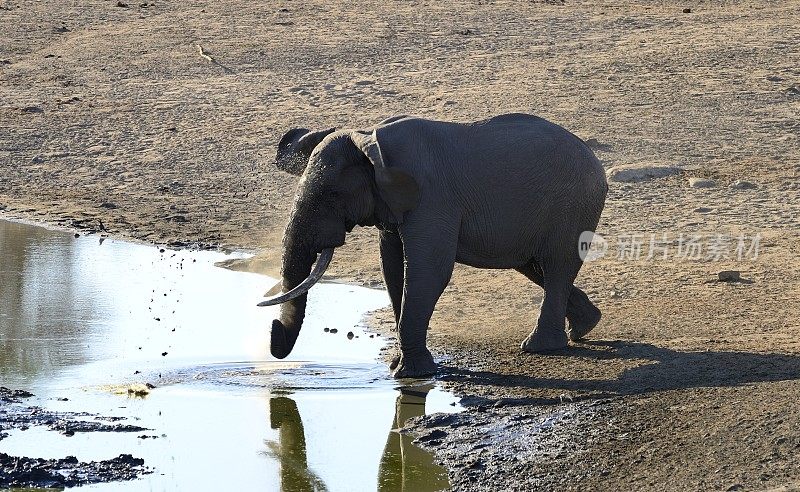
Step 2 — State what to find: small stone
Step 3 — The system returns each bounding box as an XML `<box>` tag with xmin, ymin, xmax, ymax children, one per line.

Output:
<box><xmin>161</xmin><ymin>351</ymin><xmax>168</xmax><ymax>356</ymax></box>
<box><xmin>718</xmin><ymin>270</ymin><xmax>740</xmax><ymax>282</ymax></box>
<box><xmin>682</xmin><ymin>8</ymin><xmax>691</xmax><ymax>13</ymax></box>
<box><xmin>610</xmin><ymin>290</ymin><xmax>621</xmax><ymax>299</ymax></box>
<box><xmin>693</xmin><ymin>207</ymin><xmax>713</xmax><ymax>213</ymax></box>
<box><xmin>323</xmin><ymin>327</ymin><xmax>330</xmax><ymax>332</ymax></box>
<box><xmin>329</xmin><ymin>328</ymin><xmax>338</xmax><ymax>334</ymax></box>
<box><xmin>74</xmin><ymin>232</ymin><xmax>80</xmax><ymax>238</ymax></box>
<box><xmin>607</xmin><ymin>164</ymin><xmax>680</xmax><ymax>183</ymax></box>
<box><xmin>127</xmin><ymin>383</ymin><xmax>150</xmax><ymax>396</ymax></box>
<box><xmin>584</xmin><ymin>138</ymin><xmax>611</xmax><ymax>151</ymax></box>
<box><xmin>116</xmin><ymin>1</ymin><xmax>129</xmax><ymax>6</ymax></box>
<box><xmin>688</xmin><ymin>177</ymin><xmax>716</xmax><ymax>188</ymax></box>
<box><xmin>21</xmin><ymin>105</ymin><xmax>44</xmax><ymax>113</ymax></box>
<box><xmin>347</xmin><ymin>331</ymin><xmax>354</xmax><ymax>340</ymax></box>
<box><xmin>729</xmin><ymin>180</ymin><xmax>756</xmax><ymax>190</ymax></box>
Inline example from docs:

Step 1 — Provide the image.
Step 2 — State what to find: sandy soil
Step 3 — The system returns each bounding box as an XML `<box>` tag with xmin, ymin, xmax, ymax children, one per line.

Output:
<box><xmin>2</xmin><ymin>0</ymin><xmax>799</xmax><ymax>490</ymax></box>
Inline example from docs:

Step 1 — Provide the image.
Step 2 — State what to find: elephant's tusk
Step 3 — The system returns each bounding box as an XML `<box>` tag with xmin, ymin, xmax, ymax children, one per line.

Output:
<box><xmin>257</xmin><ymin>248</ymin><xmax>334</xmax><ymax>307</ymax></box>
<box><xmin>263</xmin><ymin>280</ymin><xmax>283</xmax><ymax>297</ymax></box>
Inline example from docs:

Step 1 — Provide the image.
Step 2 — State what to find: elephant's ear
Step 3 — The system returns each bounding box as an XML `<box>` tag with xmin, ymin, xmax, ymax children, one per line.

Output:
<box><xmin>275</xmin><ymin>127</ymin><xmax>336</xmax><ymax>176</ymax></box>
<box><xmin>350</xmin><ymin>130</ymin><xmax>420</xmax><ymax>224</ymax></box>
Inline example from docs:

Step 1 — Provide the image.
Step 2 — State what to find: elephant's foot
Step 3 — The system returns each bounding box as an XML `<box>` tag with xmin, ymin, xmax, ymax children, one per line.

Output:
<box><xmin>521</xmin><ymin>326</ymin><xmax>568</xmax><ymax>353</ymax></box>
<box><xmin>566</xmin><ymin>303</ymin><xmax>602</xmax><ymax>342</ymax></box>
<box><xmin>391</xmin><ymin>349</ymin><xmax>437</xmax><ymax>378</ymax></box>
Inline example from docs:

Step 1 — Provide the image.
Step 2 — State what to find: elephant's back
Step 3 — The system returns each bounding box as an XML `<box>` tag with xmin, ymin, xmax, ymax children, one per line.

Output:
<box><xmin>461</xmin><ymin>113</ymin><xmax>605</xmax><ymax>189</ymax></box>
<box><xmin>379</xmin><ymin>113</ymin><xmax>606</xmax><ymax>192</ymax></box>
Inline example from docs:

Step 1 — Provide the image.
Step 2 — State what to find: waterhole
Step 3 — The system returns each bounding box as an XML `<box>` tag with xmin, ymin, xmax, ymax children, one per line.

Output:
<box><xmin>0</xmin><ymin>218</ymin><xmax>461</xmax><ymax>491</ymax></box>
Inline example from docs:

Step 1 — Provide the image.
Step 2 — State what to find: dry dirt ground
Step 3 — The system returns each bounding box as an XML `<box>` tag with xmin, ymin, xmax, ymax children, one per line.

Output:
<box><xmin>1</xmin><ymin>0</ymin><xmax>799</xmax><ymax>490</ymax></box>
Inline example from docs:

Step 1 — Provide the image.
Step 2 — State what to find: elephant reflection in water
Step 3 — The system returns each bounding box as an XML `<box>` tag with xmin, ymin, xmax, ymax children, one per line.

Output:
<box><xmin>267</xmin><ymin>386</ymin><xmax>448</xmax><ymax>492</ymax></box>
<box><xmin>378</xmin><ymin>384</ymin><xmax>449</xmax><ymax>492</ymax></box>
<box><xmin>267</xmin><ymin>397</ymin><xmax>328</xmax><ymax>492</ymax></box>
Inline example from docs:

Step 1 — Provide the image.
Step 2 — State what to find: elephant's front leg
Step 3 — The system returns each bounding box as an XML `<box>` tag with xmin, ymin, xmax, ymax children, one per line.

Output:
<box><xmin>392</xmin><ymin>221</ymin><xmax>458</xmax><ymax>378</ymax></box>
<box><xmin>379</xmin><ymin>229</ymin><xmax>404</xmax><ymax>324</ymax></box>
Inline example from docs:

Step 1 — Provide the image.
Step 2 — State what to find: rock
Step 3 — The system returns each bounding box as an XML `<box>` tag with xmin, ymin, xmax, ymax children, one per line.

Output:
<box><xmin>584</xmin><ymin>138</ymin><xmax>612</xmax><ymax>151</ymax></box>
<box><xmin>329</xmin><ymin>328</ymin><xmax>338</xmax><ymax>334</ymax></box>
<box><xmin>606</xmin><ymin>165</ymin><xmax>680</xmax><ymax>183</ymax></box>
<box><xmin>21</xmin><ymin>106</ymin><xmax>43</xmax><ymax>114</ymax></box>
<box><xmin>718</xmin><ymin>270</ymin><xmax>740</xmax><ymax>282</ymax></box>
<box><xmin>127</xmin><ymin>384</ymin><xmax>150</xmax><ymax>396</ymax></box>
<box><xmin>682</xmin><ymin>8</ymin><xmax>692</xmax><ymax>13</ymax></box>
<box><xmin>116</xmin><ymin>1</ymin><xmax>129</xmax><ymax>6</ymax></box>
<box><xmin>729</xmin><ymin>180</ymin><xmax>756</xmax><ymax>190</ymax></box>
<box><xmin>694</xmin><ymin>207</ymin><xmax>713</xmax><ymax>213</ymax></box>
<box><xmin>688</xmin><ymin>177</ymin><xmax>716</xmax><ymax>188</ymax></box>
<box><xmin>323</xmin><ymin>327</ymin><xmax>330</xmax><ymax>332</ymax></box>
<box><xmin>346</xmin><ymin>331</ymin><xmax>354</xmax><ymax>340</ymax></box>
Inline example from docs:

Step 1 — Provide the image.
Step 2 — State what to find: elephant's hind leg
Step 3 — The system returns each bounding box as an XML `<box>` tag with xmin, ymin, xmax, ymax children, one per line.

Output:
<box><xmin>565</xmin><ymin>288</ymin><xmax>601</xmax><ymax>341</ymax></box>
<box><xmin>520</xmin><ymin>264</ymin><xmax>570</xmax><ymax>353</ymax></box>
<box><xmin>515</xmin><ymin>260</ymin><xmax>601</xmax><ymax>341</ymax></box>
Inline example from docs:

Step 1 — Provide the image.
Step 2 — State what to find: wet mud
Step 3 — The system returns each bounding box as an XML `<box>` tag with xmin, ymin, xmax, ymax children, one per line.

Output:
<box><xmin>0</xmin><ymin>452</ymin><xmax>150</xmax><ymax>489</ymax></box>
<box><xmin>0</xmin><ymin>388</ymin><xmax>151</xmax><ymax>488</ymax></box>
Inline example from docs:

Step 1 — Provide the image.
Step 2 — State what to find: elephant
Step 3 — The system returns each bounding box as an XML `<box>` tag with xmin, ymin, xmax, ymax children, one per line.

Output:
<box><xmin>260</xmin><ymin>113</ymin><xmax>608</xmax><ymax>378</ymax></box>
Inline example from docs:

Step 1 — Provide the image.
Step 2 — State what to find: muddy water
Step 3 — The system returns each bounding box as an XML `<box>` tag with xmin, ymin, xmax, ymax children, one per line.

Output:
<box><xmin>0</xmin><ymin>219</ymin><xmax>461</xmax><ymax>491</ymax></box>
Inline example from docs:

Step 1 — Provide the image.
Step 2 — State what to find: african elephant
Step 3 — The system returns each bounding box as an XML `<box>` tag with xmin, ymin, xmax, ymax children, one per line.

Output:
<box><xmin>260</xmin><ymin>113</ymin><xmax>607</xmax><ymax>378</ymax></box>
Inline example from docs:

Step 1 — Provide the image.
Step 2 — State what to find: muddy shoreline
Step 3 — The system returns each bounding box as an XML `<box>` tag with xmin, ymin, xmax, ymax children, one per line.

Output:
<box><xmin>0</xmin><ymin>388</ymin><xmax>152</xmax><ymax>489</ymax></box>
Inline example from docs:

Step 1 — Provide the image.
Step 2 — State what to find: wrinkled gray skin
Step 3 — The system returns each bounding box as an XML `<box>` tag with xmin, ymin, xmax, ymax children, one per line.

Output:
<box><xmin>270</xmin><ymin>113</ymin><xmax>607</xmax><ymax>378</ymax></box>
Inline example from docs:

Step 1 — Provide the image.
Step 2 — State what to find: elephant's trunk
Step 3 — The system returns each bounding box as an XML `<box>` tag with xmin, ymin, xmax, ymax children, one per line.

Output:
<box><xmin>267</xmin><ymin>228</ymin><xmax>333</xmax><ymax>359</ymax></box>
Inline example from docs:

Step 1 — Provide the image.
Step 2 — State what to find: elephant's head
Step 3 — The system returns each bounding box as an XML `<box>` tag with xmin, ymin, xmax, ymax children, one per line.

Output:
<box><xmin>274</xmin><ymin>127</ymin><xmax>336</xmax><ymax>176</ymax></box>
<box><xmin>260</xmin><ymin>129</ymin><xmax>420</xmax><ymax>359</ymax></box>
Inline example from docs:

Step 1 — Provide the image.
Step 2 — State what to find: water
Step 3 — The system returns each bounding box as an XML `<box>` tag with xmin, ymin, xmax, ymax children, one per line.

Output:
<box><xmin>0</xmin><ymin>219</ymin><xmax>461</xmax><ymax>491</ymax></box>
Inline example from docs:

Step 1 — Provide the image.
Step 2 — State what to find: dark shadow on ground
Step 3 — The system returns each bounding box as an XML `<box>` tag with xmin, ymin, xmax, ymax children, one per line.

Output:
<box><xmin>439</xmin><ymin>340</ymin><xmax>800</xmax><ymax>406</ymax></box>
